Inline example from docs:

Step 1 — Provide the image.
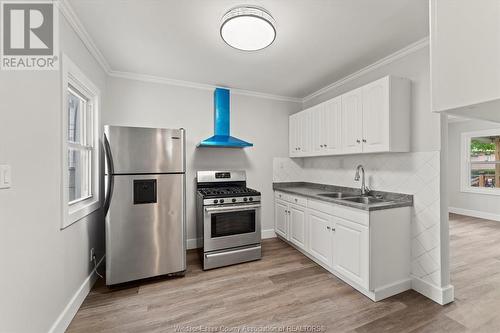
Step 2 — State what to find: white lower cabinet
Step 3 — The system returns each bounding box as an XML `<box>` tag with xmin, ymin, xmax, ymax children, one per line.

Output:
<box><xmin>289</xmin><ymin>204</ymin><xmax>307</xmax><ymax>250</ymax></box>
<box><xmin>308</xmin><ymin>210</ymin><xmax>333</xmax><ymax>269</ymax></box>
<box><xmin>274</xmin><ymin>199</ymin><xmax>289</xmax><ymax>239</ymax></box>
<box><xmin>333</xmin><ymin>217</ymin><xmax>369</xmax><ymax>289</ymax></box>
<box><xmin>274</xmin><ymin>191</ymin><xmax>411</xmax><ymax>302</ymax></box>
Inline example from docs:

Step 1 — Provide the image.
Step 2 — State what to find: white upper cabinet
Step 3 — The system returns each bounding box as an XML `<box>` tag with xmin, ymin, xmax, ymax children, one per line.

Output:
<box><xmin>289</xmin><ymin>75</ymin><xmax>410</xmax><ymax>158</ymax></box>
<box><xmin>341</xmin><ymin>88</ymin><xmax>363</xmax><ymax>154</ymax></box>
<box><xmin>289</xmin><ymin>110</ymin><xmax>311</xmax><ymax>156</ymax></box>
<box><xmin>362</xmin><ymin>78</ymin><xmax>389</xmax><ymax>152</ymax></box>
<box><xmin>311</xmin><ymin>97</ymin><xmax>342</xmax><ymax>156</ymax></box>
<box><xmin>430</xmin><ymin>0</ymin><xmax>500</xmax><ymax>115</ymax></box>
<box><xmin>323</xmin><ymin>98</ymin><xmax>342</xmax><ymax>154</ymax></box>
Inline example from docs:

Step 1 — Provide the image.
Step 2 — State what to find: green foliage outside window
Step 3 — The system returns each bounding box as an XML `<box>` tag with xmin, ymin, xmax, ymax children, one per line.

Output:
<box><xmin>471</xmin><ymin>139</ymin><xmax>496</xmax><ymax>156</ymax></box>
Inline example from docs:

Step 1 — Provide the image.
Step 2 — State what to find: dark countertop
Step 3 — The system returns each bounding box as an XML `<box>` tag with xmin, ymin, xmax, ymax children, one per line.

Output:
<box><xmin>273</xmin><ymin>182</ymin><xmax>413</xmax><ymax>211</ymax></box>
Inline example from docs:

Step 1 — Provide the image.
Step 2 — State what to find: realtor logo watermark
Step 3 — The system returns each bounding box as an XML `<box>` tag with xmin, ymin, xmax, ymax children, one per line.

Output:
<box><xmin>1</xmin><ymin>1</ymin><xmax>59</xmax><ymax>70</ymax></box>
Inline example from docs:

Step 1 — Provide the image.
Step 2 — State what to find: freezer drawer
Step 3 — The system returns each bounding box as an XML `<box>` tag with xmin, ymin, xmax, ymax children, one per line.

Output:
<box><xmin>104</xmin><ymin>126</ymin><xmax>185</xmax><ymax>174</ymax></box>
<box><xmin>106</xmin><ymin>173</ymin><xmax>186</xmax><ymax>285</ymax></box>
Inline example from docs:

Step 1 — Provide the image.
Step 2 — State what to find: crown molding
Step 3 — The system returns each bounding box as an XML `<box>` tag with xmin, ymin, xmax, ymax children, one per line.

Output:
<box><xmin>302</xmin><ymin>37</ymin><xmax>430</xmax><ymax>103</ymax></box>
<box><xmin>56</xmin><ymin>0</ymin><xmax>427</xmax><ymax>105</ymax></box>
<box><xmin>57</xmin><ymin>0</ymin><xmax>112</xmax><ymax>73</ymax></box>
<box><xmin>56</xmin><ymin>0</ymin><xmax>301</xmax><ymax>103</ymax></box>
<box><xmin>108</xmin><ymin>70</ymin><xmax>302</xmax><ymax>103</ymax></box>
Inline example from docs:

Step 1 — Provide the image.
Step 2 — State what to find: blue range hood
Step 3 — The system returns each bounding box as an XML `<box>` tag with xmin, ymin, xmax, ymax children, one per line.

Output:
<box><xmin>198</xmin><ymin>88</ymin><xmax>253</xmax><ymax>148</ymax></box>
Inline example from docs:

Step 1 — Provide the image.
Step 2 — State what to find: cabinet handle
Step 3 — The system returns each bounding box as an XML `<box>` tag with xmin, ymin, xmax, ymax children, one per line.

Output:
<box><xmin>327</xmin><ymin>226</ymin><xmax>331</xmax><ymax>230</ymax></box>
<box><xmin>294</xmin><ymin>198</ymin><xmax>298</xmax><ymax>202</ymax></box>
<box><xmin>332</xmin><ymin>227</ymin><xmax>335</xmax><ymax>232</ymax></box>
<box><xmin>356</xmin><ymin>139</ymin><xmax>361</xmax><ymax>144</ymax></box>
<box><xmin>362</xmin><ymin>139</ymin><xmax>366</xmax><ymax>143</ymax></box>
<box><xmin>324</xmin><ymin>144</ymin><xmax>327</xmax><ymax>147</ymax></box>
<box><xmin>320</xmin><ymin>145</ymin><xmax>323</xmax><ymax>148</ymax></box>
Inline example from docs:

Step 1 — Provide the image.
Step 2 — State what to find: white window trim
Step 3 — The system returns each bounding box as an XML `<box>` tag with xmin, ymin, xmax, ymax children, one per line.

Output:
<box><xmin>460</xmin><ymin>128</ymin><xmax>500</xmax><ymax>196</ymax></box>
<box><xmin>61</xmin><ymin>54</ymin><xmax>101</xmax><ymax>229</ymax></box>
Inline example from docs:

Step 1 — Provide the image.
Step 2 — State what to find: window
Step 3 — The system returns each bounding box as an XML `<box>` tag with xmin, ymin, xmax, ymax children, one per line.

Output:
<box><xmin>62</xmin><ymin>55</ymin><xmax>100</xmax><ymax>228</ymax></box>
<box><xmin>461</xmin><ymin>129</ymin><xmax>500</xmax><ymax>195</ymax></box>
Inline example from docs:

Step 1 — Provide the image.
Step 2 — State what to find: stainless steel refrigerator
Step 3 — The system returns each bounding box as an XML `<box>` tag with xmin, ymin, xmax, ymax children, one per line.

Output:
<box><xmin>103</xmin><ymin>125</ymin><xmax>186</xmax><ymax>285</ymax></box>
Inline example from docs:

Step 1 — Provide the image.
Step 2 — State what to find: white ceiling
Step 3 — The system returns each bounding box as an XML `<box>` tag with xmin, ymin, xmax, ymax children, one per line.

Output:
<box><xmin>68</xmin><ymin>0</ymin><xmax>429</xmax><ymax>99</ymax></box>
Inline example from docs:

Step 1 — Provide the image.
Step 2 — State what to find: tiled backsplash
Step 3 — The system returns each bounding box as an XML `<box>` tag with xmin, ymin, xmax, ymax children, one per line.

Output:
<box><xmin>273</xmin><ymin>151</ymin><xmax>442</xmax><ymax>288</ymax></box>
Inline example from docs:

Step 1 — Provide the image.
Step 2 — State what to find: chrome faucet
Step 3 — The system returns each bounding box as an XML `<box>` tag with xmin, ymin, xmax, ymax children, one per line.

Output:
<box><xmin>354</xmin><ymin>164</ymin><xmax>370</xmax><ymax>196</ymax></box>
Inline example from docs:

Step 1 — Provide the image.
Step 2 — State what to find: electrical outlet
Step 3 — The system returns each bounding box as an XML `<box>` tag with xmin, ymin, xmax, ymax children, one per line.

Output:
<box><xmin>90</xmin><ymin>248</ymin><xmax>95</xmax><ymax>262</ymax></box>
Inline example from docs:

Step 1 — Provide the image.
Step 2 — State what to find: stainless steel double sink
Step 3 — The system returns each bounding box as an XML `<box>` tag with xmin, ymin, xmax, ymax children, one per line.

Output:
<box><xmin>317</xmin><ymin>192</ymin><xmax>392</xmax><ymax>204</ymax></box>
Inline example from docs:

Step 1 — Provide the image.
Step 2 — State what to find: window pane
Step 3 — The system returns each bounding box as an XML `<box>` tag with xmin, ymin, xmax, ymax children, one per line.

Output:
<box><xmin>470</xmin><ymin>136</ymin><xmax>500</xmax><ymax>162</ymax></box>
<box><xmin>470</xmin><ymin>135</ymin><xmax>500</xmax><ymax>189</ymax></box>
<box><xmin>68</xmin><ymin>90</ymin><xmax>82</xmax><ymax>144</ymax></box>
<box><xmin>471</xmin><ymin>163</ymin><xmax>498</xmax><ymax>188</ymax></box>
<box><xmin>68</xmin><ymin>149</ymin><xmax>92</xmax><ymax>202</ymax></box>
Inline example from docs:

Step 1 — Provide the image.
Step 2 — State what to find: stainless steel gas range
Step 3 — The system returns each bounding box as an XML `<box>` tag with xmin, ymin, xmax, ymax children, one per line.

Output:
<box><xmin>196</xmin><ymin>171</ymin><xmax>261</xmax><ymax>270</ymax></box>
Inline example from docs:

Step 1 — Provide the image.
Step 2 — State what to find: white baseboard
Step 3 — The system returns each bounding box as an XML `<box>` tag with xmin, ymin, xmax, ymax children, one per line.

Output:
<box><xmin>187</xmin><ymin>238</ymin><xmax>199</xmax><ymax>250</ymax></box>
<box><xmin>449</xmin><ymin>207</ymin><xmax>500</xmax><ymax>222</ymax></box>
<box><xmin>373</xmin><ymin>279</ymin><xmax>412</xmax><ymax>302</ymax></box>
<box><xmin>411</xmin><ymin>276</ymin><xmax>454</xmax><ymax>305</ymax></box>
<box><xmin>48</xmin><ymin>255</ymin><xmax>105</xmax><ymax>333</ymax></box>
<box><xmin>261</xmin><ymin>229</ymin><xmax>277</xmax><ymax>239</ymax></box>
<box><xmin>187</xmin><ymin>229</ymin><xmax>276</xmax><ymax>250</ymax></box>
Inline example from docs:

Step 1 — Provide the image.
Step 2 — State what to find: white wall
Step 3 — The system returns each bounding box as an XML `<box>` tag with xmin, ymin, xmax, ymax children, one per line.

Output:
<box><xmin>274</xmin><ymin>45</ymin><xmax>453</xmax><ymax>304</ymax></box>
<box><xmin>0</xmin><ymin>13</ymin><xmax>107</xmax><ymax>333</ymax></box>
<box><xmin>103</xmin><ymin>76</ymin><xmax>301</xmax><ymax>243</ymax></box>
<box><xmin>448</xmin><ymin>119</ymin><xmax>500</xmax><ymax>219</ymax></box>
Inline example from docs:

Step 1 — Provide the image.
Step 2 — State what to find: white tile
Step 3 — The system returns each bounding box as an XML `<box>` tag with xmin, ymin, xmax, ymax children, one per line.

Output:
<box><xmin>418</xmin><ymin>252</ymin><xmax>439</xmax><ymax>275</ymax></box>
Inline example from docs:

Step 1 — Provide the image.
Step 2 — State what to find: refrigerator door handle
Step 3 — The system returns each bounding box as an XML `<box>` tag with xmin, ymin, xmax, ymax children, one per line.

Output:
<box><xmin>103</xmin><ymin>133</ymin><xmax>114</xmax><ymax>217</ymax></box>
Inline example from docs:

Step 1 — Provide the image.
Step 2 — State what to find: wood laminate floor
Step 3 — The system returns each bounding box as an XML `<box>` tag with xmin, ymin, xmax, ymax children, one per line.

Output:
<box><xmin>67</xmin><ymin>214</ymin><xmax>500</xmax><ymax>332</ymax></box>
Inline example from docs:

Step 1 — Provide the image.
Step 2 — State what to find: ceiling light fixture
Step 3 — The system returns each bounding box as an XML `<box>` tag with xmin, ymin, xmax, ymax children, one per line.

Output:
<box><xmin>220</xmin><ymin>6</ymin><xmax>276</xmax><ymax>51</ymax></box>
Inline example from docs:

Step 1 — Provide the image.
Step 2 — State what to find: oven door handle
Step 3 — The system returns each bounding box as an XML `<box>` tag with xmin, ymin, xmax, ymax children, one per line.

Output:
<box><xmin>205</xmin><ymin>203</ymin><xmax>261</xmax><ymax>213</ymax></box>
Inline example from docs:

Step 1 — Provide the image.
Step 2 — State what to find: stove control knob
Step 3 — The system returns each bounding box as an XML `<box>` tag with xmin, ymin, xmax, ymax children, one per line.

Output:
<box><xmin>213</xmin><ymin>199</ymin><xmax>218</xmax><ymax>204</ymax></box>
<box><xmin>232</xmin><ymin>198</ymin><xmax>236</xmax><ymax>203</ymax></box>
<box><xmin>220</xmin><ymin>199</ymin><xmax>224</xmax><ymax>203</ymax></box>
<box><xmin>243</xmin><ymin>197</ymin><xmax>248</xmax><ymax>202</ymax></box>
<box><xmin>249</xmin><ymin>197</ymin><xmax>253</xmax><ymax>201</ymax></box>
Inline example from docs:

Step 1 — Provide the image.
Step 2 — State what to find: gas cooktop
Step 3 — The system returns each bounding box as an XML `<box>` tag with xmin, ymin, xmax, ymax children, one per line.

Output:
<box><xmin>198</xmin><ymin>186</ymin><xmax>260</xmax><ymax>198</ymax></box>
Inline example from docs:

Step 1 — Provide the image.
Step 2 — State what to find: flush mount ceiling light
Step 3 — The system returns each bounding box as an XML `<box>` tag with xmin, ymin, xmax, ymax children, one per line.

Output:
<box><xmin>220</xmin><ymin>6</ymin><xmax>276</xmax><ymax>51</ymax></box>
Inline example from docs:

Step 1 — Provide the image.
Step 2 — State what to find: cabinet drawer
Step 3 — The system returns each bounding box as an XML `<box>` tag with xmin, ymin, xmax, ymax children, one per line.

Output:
<box><xmin>308</xmin><ymin>199</ymin><xmax>335</xmax><ymax>215</ymax></box>
<box><xmin>275</xmin><ymin>191</ymin><xmax>307</xmax><ymax>206</ymax></box>
<box><xmin>308</xmin><ymin>198</ymin><xmax>369</xmax><ymax>226</ymax></box>
<box><xmin>275</xmin><ymin>191</ymin><xmax>290</xmax><ymax>201</ymax></box>
<box><xmin>288</xmin><ymin>195</ymin><xmax>307</xmax><ymax>206</ymax></box>
<box><xmin>333</xmin><ymin>205</ymin><xmax>369</xmax><ymax>227</ymax></box>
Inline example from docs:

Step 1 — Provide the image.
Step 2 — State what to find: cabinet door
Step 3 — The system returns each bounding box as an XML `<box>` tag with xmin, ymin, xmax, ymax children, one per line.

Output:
<box><xmin>333</xmin><ymin>217</ymin><xmax>369</xmax><ymax>289</ymax></box>
<box><xmin>289</xmin><ymin>204</ymin><xmax>307</xmax><ymax>250</ymax></box>
<box><xmin>275</xmin><ymin>199</ymin><xmax>288</xmax><ymax>239</ymax></box>
<box><xmin>341</xmin><ymin>88</ymin><xmax>363</xmax><ymax>153</ymax></box>
<box><xmin>308</xmin><ymin>210</ymin><xmax>333</xmax><ymax>268</ymax></box>
<box><xmin>289</xmin><ymin>114</ymin><xmax>298</xmax><ymax>157</ymax></box>
<box><xmin>323</xmin><ymin>97</ymin><xmax>342</xmax><ymax>155</ymax></box>
<box><xmin>311</xmin><ymin>104</ymin><xmax>324</xmax><ymax>154</ymax></box>
<box><xmin>362</xmin><ymin>78</ymin><xmax>390</xmax><ymax>152</ymax></box>
<box><xmin>297</xmin><ymin>110</ymin><xmax>312</xmax><ymax>156</ymax></box>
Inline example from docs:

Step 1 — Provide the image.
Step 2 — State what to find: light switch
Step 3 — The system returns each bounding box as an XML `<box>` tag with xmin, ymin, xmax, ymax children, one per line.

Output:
<box><xmin>0</xmin><ymin>165</ymin><xmax>11</xmax><ymax>189</ymax></box>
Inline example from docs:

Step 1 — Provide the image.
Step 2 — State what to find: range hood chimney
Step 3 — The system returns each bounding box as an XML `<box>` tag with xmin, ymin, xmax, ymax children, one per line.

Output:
<box><xmin>198</xmin><ymin>88</ymin><xmax>253</xmax><ymax>148</ymax></box>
